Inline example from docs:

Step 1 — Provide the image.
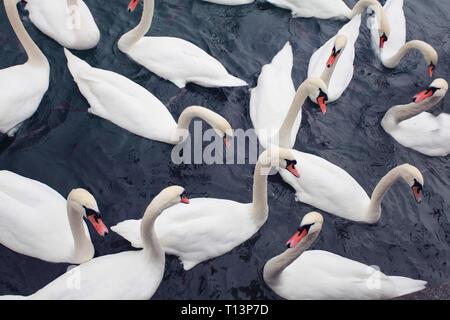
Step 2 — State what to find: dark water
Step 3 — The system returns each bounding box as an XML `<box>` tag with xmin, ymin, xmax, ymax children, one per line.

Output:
<box><xmin>0</xmin><ymin>0</ymin><xmax>448</xmax><ymax>299</ymax></box>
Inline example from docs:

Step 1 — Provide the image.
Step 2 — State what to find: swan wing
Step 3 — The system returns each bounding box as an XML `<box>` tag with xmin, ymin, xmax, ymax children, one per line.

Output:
<box><xmin>278</xmin><ymin>150</ymin><xmax>370</xmax><ymax>222</ymax></box>
<box><xmin>26</xmin><ymin>0</ymin><xmax>100</xmax><ymax>50</ymax></box>
<box><xmin>267</xmin><ymin>0</ymin><xmax>351</xmax><ymax>19</ymax></box>
<box><xmin>249</xmin><ymin>42</ymin><xmax>296</xmax><ymax>149</ymax></box>
<box><xmin>64</xmin><ymin>49</ymin><xmax>177</xmax><ymax>143</ymax></box>
<box><xmin>273</xmin><ymin>250</ymin><xmax>426</xmax><ymax>299</ymax></box>
<box><xmin>127</xmin><ymin>37</ymin><xmax>247</xmax><ymax>88</ymax></box>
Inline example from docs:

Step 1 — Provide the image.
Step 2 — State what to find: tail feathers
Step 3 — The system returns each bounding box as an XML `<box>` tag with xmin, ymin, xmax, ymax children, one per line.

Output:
<box><xmin>110</xmin><ymin>219</ymin><xmax>144</xmax><ymax>249</ymax></box>
<box><xmin>391</xmin><ymin>276</ymin><xmax>427</xmax><ymax>297</ymax></box>
<box><xmin>270</xmin><ymin>41</ymin><xmax>293</xmax><ymax>72</ymax></box>
<box><xmin>64</xmin><ymin>48</ymin><xmax>92</xmax><ymax>77</ymax></box>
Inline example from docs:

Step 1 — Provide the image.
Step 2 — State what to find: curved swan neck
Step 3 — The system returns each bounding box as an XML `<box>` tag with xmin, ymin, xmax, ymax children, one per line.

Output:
<box><xmin>383</xmin><ymin>94</ymin><xmax>444</xmax><ymax>127</ymax></box>
<box><xmin>264</xmin><ymin>231</ymin><xmax>319</xmax><ymax>283</ymax></box>
<box><xmin>175</xmin><ymin>106</ymin><xmax>225</xmax><ymax>143</ymax></box>
<box><xmin>251</xmin><ymin>160</ymin><xmax>269</xmax><ymax>226</ymax></box>
<box><xmin>140</xmin><ymin>196</ymin><xmax>168</xmax><ymax>259</ymax></box>
<box><xmin>367</xmin><ymin>167</ymin><xmax>404</xmax><ymax>223</ymax></box>
<box><xmin>277</xmin><ymin>82</ymin><xmax>309</xmax><ymax>148</ymax></box>
<box><xmin>383</xmin><ymin>40</ymin><xmax>436</xmax><ymax>68</ymax></box>
<box><xmin>66</xmin><ymin>200</ymin><xmax>94</xmax><ymax>262</ymax></box>
<box><xmin>118</xmin><ymin>0</ymin><xmax>154</xmax><ymax>51</ymax></box>
<box><xmin>350</xmin><ymin>0</ymin><xmax>382</xmax><ymax>17</ymax></box>
<box><xmin>4</xmin><ymin>0</ymin><xmax>48</xmax><ymax>66</ymax></box>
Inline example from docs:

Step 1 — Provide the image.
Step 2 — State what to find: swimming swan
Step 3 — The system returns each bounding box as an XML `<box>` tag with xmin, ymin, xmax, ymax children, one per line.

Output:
<box><xmin>264</xmin><ymin>212</ymin><xmax>427</xmax><ymax>299</ymax></box>
<box><xmin>111</xmin><ymin>148</ymin><xmax>300</xmax><ymax>270</ymax></box>
<box><xmin>367</xmin><ymin>0</ymin><xmax>438</xmax><ymax>76</ymax></box>
<box><xmin>279</xmin><ymin>157</ymin><xmax>424</xmax><ymax>224</ymax></box>
<box><xmin>381</xmin><ymin>78</ymin><xmax>449</xmax><ymax>157</ymax></box>
<box><xmin>0</xmin><ymin>0</ymin><xmax>49</xmax><ymax>136</ymax></box>
<box><xmin>0</xmin><ymin>170</ymin><xmax>108</xmax><ymax>264</ymax></box>
<box><xmin>118</xmin><ymin>0</ymin><xmax>247</xmax><ymax>88</ymax></box>
<box><xmin>1</xmin><ymin>186</ymin><xmax>189</xmax><ymax>300</ymax></box>
<box><xmin>64</xmin><ymin>49</ymin><xmax>233</xmax><ymax>146</ymax></box>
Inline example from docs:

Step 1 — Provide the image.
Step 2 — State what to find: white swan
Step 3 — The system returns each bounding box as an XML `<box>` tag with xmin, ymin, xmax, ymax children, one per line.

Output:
<box><xmin>118</xmin><ymin>0</ymin><xmax>247</xmax><ymax>88</ymax></box>
<box><xmin>381</xmin><ymin>78</ymin><xmax>449</xmax><ymax>157</ymax></box>
<box><xmin>64</xmin><ymin>49</ymin><xmax>233</xmax><ymax>145</ymax></box>
<box><xmin>368</xmin><ymin>0</ymin><xmax>438</xmax><ymax>76</ymax></box>
<box><xmin>268</xmin><ymin>0</ymin><xmax>390</xmax><ymax>21</ymax></box>
<box><xmin>1</xmin><ymin>186</ymin><xmax>188</xmax><ymax>300</ymax></box>
<box><xmin>264</xmin><ymin>212</ymin><xmax>427</xmax><ymax>299</ymax></box>
<box><xmin>279</xmin><ymin>153</ymin><xmax>424</xmax><ymax>223</ymax></box>
<box><xmin>0</xmin><ymin>170</ymin><xmax>108</xmax><ymax>264</ymax></box>
<box><xmin>25</xmin><ymin>0</ymin><xmax>100</xmax><ymax>50</ymax></box>
<box><xmin>201</xmin><ymin>0</ymin><xmax>254</xmax><ymax>5</ymax></box>
<box><xmin>250</xmin><ymin>70</ymin><xmax>328</xmax><ymax>149</ymax></box>
<box><xmin>307</xmin><ymin>1</ymin><xmax>390</xmax><ymax>103</ymax></box>
<box><xmin>111</xmin><ymin>148</ymin><xmax>300</xmax><ymax>270</ymax></box>
<box><xmin>0</xmin><ymin>0</ymin><xmax>49</xmax><ymax>136</ymax></box>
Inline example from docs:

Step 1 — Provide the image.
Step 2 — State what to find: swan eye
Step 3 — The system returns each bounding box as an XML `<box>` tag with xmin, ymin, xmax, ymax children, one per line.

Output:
<box><xmin>84</xmin><ymin>206</ymin><xmax>101</xmax><ymax>221</ymax></box>
<box><xmin>318</xmin><ymin>88</ymin><xmax>328</xmax><ymax>102</ymax></box>
<box><xmin>180</xmin><ymin>192</ymin><xmax>190</xmax><ymax>204</ymax></box>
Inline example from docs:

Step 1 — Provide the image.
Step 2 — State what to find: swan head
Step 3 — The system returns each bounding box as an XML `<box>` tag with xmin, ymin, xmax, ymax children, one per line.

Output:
<box><xmin>153</xmin><ymin>186</ymin><xmax>190</xmax><ymax>209</ymax></box>
<box><xmin>377</xmin><ymin>8</ymin><xmax>390</xmax><ymax>49</ymax></box>
<box><xmin>305</xmin><ymin>78</ymin><xmax>328</xmax><ymax>115</ymax></box>
<box><xmin>412</xmin><ymin>78</ymin><xmax>448</xmax><ymax>103</ymax></box>
<box><xmin>67</xmin><ymin>189</ymin><xmax>108</xmax><ymax>236</ymax></box>
<box><xmin>286</xmin><ymin>212</ymin><xmax>323</xmax><ymax>248</ymax></box>
<box><xmin>127</xmin><ymin>0</ymin><xmax>139</xmax><ymax>12</ymax></box>
<box><xmin>259</xmin><ymin>147</ymin><xmax>299</xmax><ymax>178</ymax></box>
<box><xmin>397</xmin><ymin>164</ymin><xmax>424</xmax><ymax>204</ymax></box>
<box><xmin>326</xmin><ymin>35</ymin><xmax>347</xmax><ymax>68</ymax></box>
<box><xmin>416</xmin><ymin>42</ymin><xmax>438</xmax><ymax>77</ymax></box>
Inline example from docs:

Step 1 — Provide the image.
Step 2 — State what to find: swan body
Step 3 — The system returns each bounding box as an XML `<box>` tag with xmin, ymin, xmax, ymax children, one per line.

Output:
<box><xmin>25</xmin><ymin>0</ymin><xmax>100</xmax><ymax>50</ymax></box>
<box><xmin>249</xmin><ymin>42</ymin><xmax>297</xmax><ymax>149</ymax></box>
<box><xmin>0</xmin><ymin>0</ymin><xmax>49</xmax><ymax>136</ymax></box>
<box><xmin>267</xmin><ymin>0</ymin><xmax>352</xmax><ymax>19</ymax></box>
<box><xmin>1</xmin><ymin>186</ymin><xmax>187</xmax><ymax>300</ymax></box>
<box><xmin>64</xmin><ymin>49</ymin><xmax>232</xmax><ymax>145</ymax></box>
<box><xmin>118</xmin><ymin>0</ymin><xmax>247</xmax><ymax>88</ymax></box>
<box><xmin>112</xmin><ymin>148</ymin><xmax>300</xmax><ymax>270</ymax></box>
<box><xmin>0</xmin><ymin>171</ymin><xmax>107</xmax><ymax>264</ymax></box>
<box><xmin>382</xmin><ymin>78</ymin><xmax>449</xmax><ymax>157</ymax></box>
<box><xmin>278</xmin><ymin>150</ymin><xmax>424</xmax><ymax>223</ymax></box>
<box><xmin>264</xmin><ymin>212</ymin><xmax>427</xmax><ymax>299</ymax></box>
<box><xmin>307</xmin><ymin>17</ymin><xmax>360</xmax><ymax>103</ymax></box>
<box><xmin>201</xmin><ymin>0</ymin><xmax>254</xmax><ymax>5</ymax></box>
<box><xmin>367</xmin><ymin>0</ymin><xmax>438</xmax><ymax>75</ymax></box>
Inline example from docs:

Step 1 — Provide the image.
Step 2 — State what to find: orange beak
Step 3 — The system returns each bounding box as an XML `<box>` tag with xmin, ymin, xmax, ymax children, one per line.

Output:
<box><xmin>286</xmin><ymin>228</ymin><xmax>308</xmax><ymax>248</ymax></box>
<box><xmin>181</xmin><ymin>195</ymin><xmax>190</xmax><ymax>204</ymax></box>
<box><xmin>412</xmin><ymin>186</ymin><xmax>422</xmax><ymax>203</ymax></box>
<box><xmin>428</xmin><ymin>64</ymin><xmax>435</xmax><ymax>77</ymax></box>
<box><xmin>413</xmin><ymin>88</ymin><xmax>434</xmax><ymax>103</ymax></box>
<box><xmin>223</xmin><ymin>136</ymin><xmax>231</xmax><ymax>148</ymax></box>
<box><xmin>326</xmin><ymin>49</ymin><xmax>337</xmax><ymax>68</ymax></box>
<box><xmin>317</xmin><ymin>96</ymin><xmax>327</xmax><ymax>115</ymax></box>
<box><xmin>87</xmin><ymin>214</ymin><xmax>108</xmax><ymax>236</ymax></box>
<box><xmin>128</xmin><ymin>0</ymin><xmax>139</xmax><ymax>12</ymax></box>
<box><xmin>286</xmin><ymin>162</ymin><xmax>299</xmax><ymax>178</ymax></box>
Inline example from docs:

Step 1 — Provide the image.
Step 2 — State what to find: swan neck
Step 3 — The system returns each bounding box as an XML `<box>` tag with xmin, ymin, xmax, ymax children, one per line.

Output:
<box><xmin>350</xmin><ymin>0</ymin><xmax>381</xmax><ymax>17</ymax></box>
<box><xmin>251</xmin><ymin>160</ymin><xmax>269</xmax><ymax>226</ymax></box>
<box><xmin>367</xmin><ymin>167</ymin><xmax>404</xmax><ymax>222</ymax></box>
<box><xmin>67</xmin><ymin>201</ymin><xmax>94</xmax><ymax>262</ymax></box>
<box><xmin>383</xmin><ymin>41</ymin><xmax>433</xmax><ymax>68</ymax></box>
<box><xmin>383</xmin><ymin>95</ymin><xmax>443</xmax><ymax>126</ymax></box>
<box><xmin>4</xmin><ymin>0</ymin><xmax>48</xmax><ymax>66</ymax></box>
<box><xmin>175</xmin><ymin>106</ymin><xmax>222</xmax><ymax>144</ymax></box>
<box><xmin>140</xmin><ymin>199</ymin><xmax>166</xmax><ymax>259</ymax></box>
<box><xmin>277</xmin><ymin>82</ymin><xmax>308</xmax><ymax>148</ymax></box>
<box><xmin>264</xmin><ymin>232</ymin><xmax>319</xmax><ymax>284</ymax></box>
<box><xmin>119</xmin><ymin>0</ymin><xmax>154</xmax><ymax>50</ymax></box>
